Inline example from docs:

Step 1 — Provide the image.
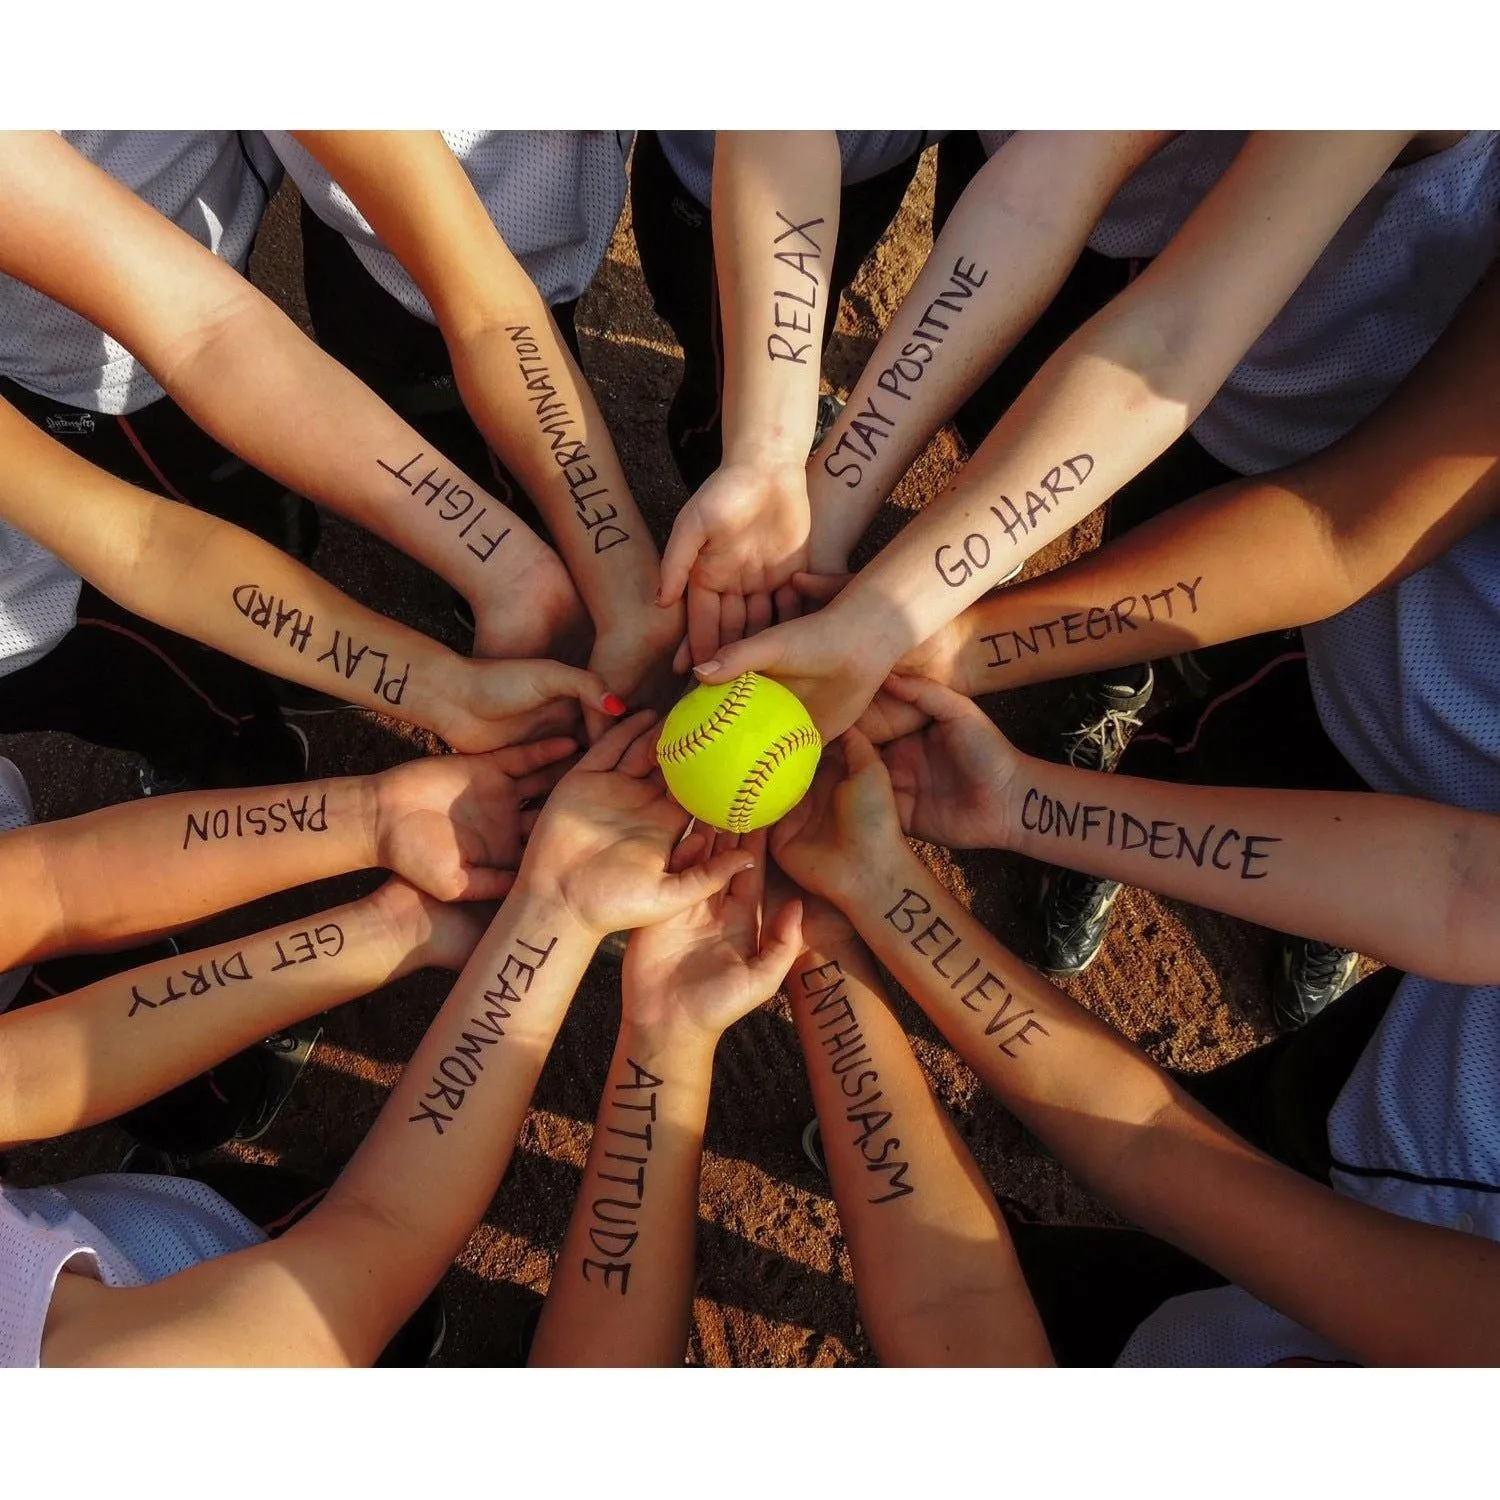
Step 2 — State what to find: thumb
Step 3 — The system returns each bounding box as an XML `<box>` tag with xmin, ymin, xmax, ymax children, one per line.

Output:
<box><xmin>451</xmin><ymin>865</ymin><xmax>518</xmax><ymax>902</ymax></box>
<box><xmin>692</xmin><ymin>625</ymin><xmax>785</xmax><ymax>685</ymax></box>
<box><xmin>790</xmin><ymin>570</ymin><xmax>851</xmax><ymax>604</ymax></box>
<box><xmin>652</xmin><ymin>847</ymin><xmax>756</xmax><ymax>922</ymax></box>
<box><xmin>748</xmin><ymin>896</ymin><xmax>804</xmax><ymax>993</ymax></box>
<box><xmin>492</xmin><ymin>659</ymin><xmax>629</xmax><ymax>720</ymax></box>
<box><xmin>883</xmin><ymin>671</ymin><xmax>983</xmax><ymax>725</ymax></box>
<box><xmin>839</xmin><ymin>725</ymin><xmax>881</xmax><ymax>776</ymax></box>
<box><xmin>658</xmin><ymin>505</ymin><xmax>707</xmax><ymax>607</ymax></box>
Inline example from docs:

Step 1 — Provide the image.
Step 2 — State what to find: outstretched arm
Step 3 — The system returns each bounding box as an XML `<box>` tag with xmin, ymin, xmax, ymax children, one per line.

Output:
<box><xmin>0</xmin><ymin>130</ymin><xmax>583</xmax><ymax>660</ymax></box>
<box><xmin>288</xmin><ymin>130</ymin><xmax>680</xmax><ymax>721</ymax></box>
<box><xmin>529</xmin><ymin>829</ymin><xmax>801</xmax><ymax>1366</ymax></box>
<box><xmin>806</xmin><ymin>130</ymin><xmax>1170</xmax><ymax>573</ymax></box>
<box><xmin>772</xmin><ymin>734</ymin><xmax>1500</xmax><ymax>1366</ymax></box>
<box><xmin>658</xmin><ymin>131</ymin><xmax>844</xmax><ymax>664</ymax></box>
<box><xmin>879</xmin><ymin>674</ymin><xmax>1500</xmax><ymax>986</ymax></box>
<box><xmin>0</xmin><ymin>739</ymin><xmax>573</xmax><ymax>970</ymax></box>
<box><xmin>0</xmin><ymin>880</ymin><xmax>480</xmax><ymax>1149</ymax></box>
<box><xmin>786</xmin><ymin>899</ymin><xmax>1050</xmax><ymax>1365</ymax></box>
<box><xmin>0</xmin><ymin>397</ymin><xmax>617</xmax><ymax>751</ymax></box>
<box><xmin>887</xmin><ymin>261</ymin><xmax>1500</xmax><ymax>701</ymax></box>
<box><xmin>702</xmin><ymin>131</ymin><xmax>1412</xmax><ymax>739</ymax></box>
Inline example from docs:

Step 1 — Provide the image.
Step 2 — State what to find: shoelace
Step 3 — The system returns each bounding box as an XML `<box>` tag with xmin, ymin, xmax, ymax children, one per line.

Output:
<box><xmin>1051</xmin><ymin>868</ymin><xmax>1110</xmax><ymax>931</ymax></box>
<box><xmin>1296</xmin><ymin>940</ymin><xmax>1350</xmax><ymax>988</ymax></box>
<box><xmin>1063</xmin><ymin>705</ymin><xmax>1144</xmax><ymax>773</ymax></box>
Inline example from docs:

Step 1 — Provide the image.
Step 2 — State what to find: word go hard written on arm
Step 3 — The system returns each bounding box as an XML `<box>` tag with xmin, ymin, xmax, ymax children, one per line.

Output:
<box><xmin>934</xmin><ymin>453</ymin><xmax>1095</xmax><ymax>587</ymax></box>
<box><xmin>580</xmin><ymin>1057</ymin><xmax>664</xmax><ymax>1295</ymax></box>
<box><xmin>800</xmin><ymin>958</ymin><xmax>914</xmax><ymax>1204</ymax></box>
<box><xmin>126</xmin><ymin>922</ymin><xmax>345</xmax><ymax>1020</ymax></box>
<box><xmin>883</xmin><ymin>888</ymin><xmax>1049</xmax><ymax>1058</ymax></box>
<box><xmin>766</xmin><ymin>212</ymin><xmax>826</xmax><ymax>365</ymax></box>
<box><xmin>822</xmin><ymin>256</ymin><xmax>990</xmax><ymax>491</ymax></box>
<box><xmin>406</xmin><ymin>934</ymin><xmax>558</xmax><ymax>1136</ymax></box>
<box><xmin>506</xmin><ymin>325</ymin><xmax>629</xmax><ymax>554</ymax></box>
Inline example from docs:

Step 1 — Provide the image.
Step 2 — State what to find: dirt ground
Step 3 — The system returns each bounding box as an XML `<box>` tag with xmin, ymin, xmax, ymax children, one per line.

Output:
<box><xmin>4</xmin><ymin>148</ymin><xmax>1289</xmax><ymax>1366</ymax></box>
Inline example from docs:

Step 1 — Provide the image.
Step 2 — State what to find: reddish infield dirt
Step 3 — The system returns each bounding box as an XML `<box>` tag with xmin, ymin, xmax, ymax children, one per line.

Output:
<box><xmin>4</xmin><ymin>149</ymin><xmax>1292</xmax><ymax>1366</ymax></box>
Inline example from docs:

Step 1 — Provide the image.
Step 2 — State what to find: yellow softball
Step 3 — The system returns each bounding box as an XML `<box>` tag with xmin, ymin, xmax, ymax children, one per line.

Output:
<box><xmin>656</xmin><ymin>672</ymin><xmax>822</xmax><ymax>833</ymax></box>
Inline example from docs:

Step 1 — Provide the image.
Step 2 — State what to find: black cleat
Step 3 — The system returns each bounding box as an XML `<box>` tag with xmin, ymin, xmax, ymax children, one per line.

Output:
<box><xmin>1038</xmin><ymin>868</ymin><xmax>1123</xmax><ymax>976</ymax></box>
<box><xmin>1060</xmin><ymin>664</ymin><xmax>1155</xmax><ymax>774</ymax></box>
<box><xmin>1272</xmin><ymin>938</ymin><xmax>1359</xmax><ymax>1032</ymax></box>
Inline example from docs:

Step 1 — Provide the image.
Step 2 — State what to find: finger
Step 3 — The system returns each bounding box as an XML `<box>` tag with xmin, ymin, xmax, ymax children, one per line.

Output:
<box><xmin>838</xmin><ymin>725</ymin><xmax>881</xmax><ymax>775</ymax></box>
<box><xmin>619</xmin><ymin>718</ymin><xmax>669</xmax><ymax>778</ymax></box>
<box><xmin>581</xmin><ymin>703</ymin><xmax>611</xmax><ymax>745</ymax></box>
<box><xmin>519</xmin><ymin>807</ymin><xmax>540</xmax><ymax>840</ymax></box>
<box><xmin>773</xmin><ymin>581</ymin><xmax>803</xmax><ymax>622</ymax></box>
<box><xmin>745</xmin><ymin>590</ymin><xmax>774</xmax><ymax>638</ymax></box>
<box><xmin>790</xmin><ymin>571</ymin><xmax>851</xmax><ymax>603</ymax></box>
<box><xmin>725</xmin><ymin>827</ymin><xmax>767</xmax><ymax>908</ymax></box>
<box><xmin>719</xmin><ymin>589</ymin><xmax>748</xmax><ymax>648</ymax></box>
<box><xmin>687</xmin><ymin>583</ymin><xmax>721</xmax><ymax>667</ymax></box>
<box><xmin>576</xmin><ymin>709</ymin><xmax>659</xmax><ymax>771</ymax></box>
<box><xmin>747</xmin><ymin>896</ymin><xmax>804</xmax><ymax>992</ymax></box>
<box><xmin>510</xmin><ymin>660</ymin><xmax>628</xmax><ymax>720</ymax></box>
<box><xmin>658</xmin><ymin>507</ymin><xmax>706</xmax><ymax>607</ymax></box>
<box><xmin>669</xmin><ymin>826</ymin><xmax>711</xmax><ymax>873</ymax></box>
<box><xmin>882</xmin><ymin>671</ymin><xmax>984</xmax><ymax>724</ymax></box>
<box><xmin>514</xmin><ymin>758</ymin><xmax>573</xmax><ymax>801</ymax></box>
<box><xmin>492</xmin><ymin>736</ymin><xmax>577</xmax><ymax>778</ymax></box>
<box><xmin>672</xmin><ymin>635</ymin><xmax>692</xmax><ymax>675</ymax></box>
<box><xmin>652</xmin><ymin>847</ymin><xmax>758</xmax><ymax>922</ymax></box>
<box><xmin>856</xmin><ymin>692</ymin><xmax>927</xmax><ymax>745</ymax></box>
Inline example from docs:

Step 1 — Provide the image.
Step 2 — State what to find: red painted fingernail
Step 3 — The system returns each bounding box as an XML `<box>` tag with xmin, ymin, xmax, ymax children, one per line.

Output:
<box><xmin>602</xmin><ymin>693</ymin><xmax>628</xmax><ymax>715</ymax></box>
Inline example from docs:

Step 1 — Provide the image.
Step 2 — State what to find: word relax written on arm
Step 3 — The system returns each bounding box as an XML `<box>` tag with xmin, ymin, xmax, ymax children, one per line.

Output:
<box><xmin>406</xmin><ymin>933</ymin><xmax>558</xmax><ymax>1135</ymax></box>
<box><xmin>127</xmin><ymin>922</ymin><xmax>344</xmax><ymax>1019</ymax></box>
<box><xmin>232</xmin><ymin>585</ymin><xmax>411</xmax><ymax>706</ymax></box>
<box><xmin>822</xmin><ymin>256</ymin><xmax>990</xmax><ymax>492</ymax></box>
<box><xmin>981</xmin><ymin>577</ymin><xmax>1203</xmax><ymax>671</ymax></box>
<box><xmin>581</xmin><ymin>1058</ymin><xmax>663</xmax><ymax>1295</ymax></box>
<box><xmin>1019</xmin><ymin>787</ymin><xmax>1282</xmax><ymax>879</ymax></box>
<box><xmin>767</xmin><ymin>212</ymin><xmax>825</xmax><ymax>364</ymax></box>
<box><xmin>883</xmin><ymin>888</ymin><xmax>1050</xmax><ymax>1059</ymax></box>
<box><xmin>935</xmin><ymin>453</ymin><xmax>1095</xmax><ymax>587</ymax></box>
<box><xmin>506</xmin><ymin>325</ymin><xmax>629</xmax><ymax>554</ymax></box>
<box><xmin>800</xmin><ymin>958</ymin><xmax>914</xmax><ymax>1204</ymax></box>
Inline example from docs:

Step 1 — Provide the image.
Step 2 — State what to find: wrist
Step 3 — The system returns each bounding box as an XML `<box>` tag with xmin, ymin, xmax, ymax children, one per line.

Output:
<box><xmin>985</xmin><ymin>754</ymin><xmax>1038</xmax><ymax>852</ymax></box>
<box><xmin>721</xmin><ymin>423</ymin><xmax>813</xmax><ymax>473</ymax></box>
<box><xmin>822</xmin><ymin>837</ymin><xmax>915</xmax><ymax>919</ymax></box>
<box><xmin>614</xmin><ymin>1013</ymin><xmax>719</xmax><ymax>1074</ymax></box>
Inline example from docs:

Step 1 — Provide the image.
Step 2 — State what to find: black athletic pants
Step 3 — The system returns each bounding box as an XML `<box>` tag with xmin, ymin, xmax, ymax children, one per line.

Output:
<box><xmin>630</xmin><ymin>130</ymin><xmax>926</xmax><ymax>494</ymax></box>
<box><xmin>0</xmin><ymin>376</ymin><xmax>315</xmax><ymax>786</ymax></box>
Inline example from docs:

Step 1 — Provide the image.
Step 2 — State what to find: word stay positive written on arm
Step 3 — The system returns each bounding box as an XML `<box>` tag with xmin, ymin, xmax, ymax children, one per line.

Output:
<box><xmin>581</xmin><ymin>1058</ymin><xmax>663</xmax><ymax>1295</ymax></box>
<box><xmin>231</xmin><ymin>584</ymin><xmax>412</xmax><ymax>706</ymax></box>
<box><xmin>882</xmin><ymin>887</ymin><xmax>1050</xmax><ymax>1059</ymax></box>
<box><xmin>822</xmin><ymin>256</ymin><xmax>990</xmax><ymax>491</ymax></box>
<box><xmin>934</xmin><ymin>453</ymin><xmax>1095</xmax><ymax>587</ymax></box>
<box><xmin>406</xmin><ymin>934</ymin><xmax>558</xmax><ymax>1136</ymax></box>
<box><xmin>980</xmin><ymin>577</ymin><xmax>1203</xmax><ymax>671</ymax></box>
<box><xmin>506</xmin><ymin>324</ymin><xmax>629</xmax><ymax>554</ymax></box>
<box><xmin>767</xmin><ymin>212</ymin><xmax>825</xmax><ymax>365</ymax></box>
<box><xmin>800</xmin><ymin>958</ymin><xmax>914</xmax><ymax>1205</ymax></box>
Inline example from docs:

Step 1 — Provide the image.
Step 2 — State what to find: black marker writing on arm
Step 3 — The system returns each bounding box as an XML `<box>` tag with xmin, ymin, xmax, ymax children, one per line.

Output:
<box><xmin>375</xmin><ymin>450</ymin><xmax>513</xmax><ymax>564</ymax></box>
<box><xmin>580</xmin><ymin>1058</ymin><xmax>663</xmax><ymax>1294</ymax></box>
<box><xmin>767</xmin><ymin>212</ymin><xmax>825</xmax><ymax>365</ymax></box>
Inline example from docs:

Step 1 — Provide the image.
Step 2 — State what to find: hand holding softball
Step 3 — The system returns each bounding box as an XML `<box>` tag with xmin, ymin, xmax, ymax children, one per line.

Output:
<box><xmin>521</xmin><ymin>711</ymin><xmax>759</xmax><ymax>939</ymax></box>
<box><xmin>621</xmin><ymin>828</ymin><xmax>804</xmax><ymax>1043</ymax></box>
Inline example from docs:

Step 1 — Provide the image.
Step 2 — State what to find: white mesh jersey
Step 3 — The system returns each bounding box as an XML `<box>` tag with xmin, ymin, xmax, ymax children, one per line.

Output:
<box><xmin>657</xmin><ymin>131</ymin><xmax>944</xmax><ymax>210</ymax></box>
<box><xmin>0</xmin><ymin>131</ymin><xmax>282</xmax><ymax>415</ymax></box>
<box><xmin>268</xmin><ymin>131</ymin><xmax>631</xmax><ymax>322</ymax></box>
<box><xmin>0</xmin><ymin>1173</ymin><xmax>265</xmax><ymax>1367</ymax></box>
<box><xmin>1120</xmin><ymin>523</ymin><xmax>1500</xmax><ymax>1365</ymax></box>
<box><xmin>978</xmin><ymin>130</ymin><xmax>1500</xmax><ymax>475</ymax></box>
<box><xmin>0</xmin><ymin>757</ymin><xmax>35</xmax><ymax>1011</ymax></box>
<box><xmin>0</xmin><ymin>517</ymin><xmax>83</xmax><ymax>681</ymax></box>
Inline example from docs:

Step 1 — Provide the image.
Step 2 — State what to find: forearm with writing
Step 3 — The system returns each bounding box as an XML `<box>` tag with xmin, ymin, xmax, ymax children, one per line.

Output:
<box><xmin>286</xmin><ymin>888</ymin><xmax>597</xmax><ymax>1362</ymax></box>
<box><xmin>0</xmin><ymin>891</ymin><xmax>415</xmax><ymax>1146</ymax></box>
<box><xmin>788</xmin><ymin>938</ymin><xmax>1049</xmax><ymax>1365</ymax></box>
<box><xmin>714</xmin><ymin>131</ymin><xmax>842</xmax><ymax>464</ymax></box>
<box><xmin>1005</xmin><ymin>759</ymin><xmax>1500</xmax><ymax>984</ymax></box>
<box><xmin>453</xmin><ymin>312</ymin><xmax>661</xmax><ymax>627</ymax></box>
<box><xmin>808</xmin><ymin>132</ymin><xmax>1167</xmax><ymax>569</ymax></box>
<box><xmin>3</xmin><ymin>776</ymin><xmax>376</xmax><ymax>968</ymax></box>
<box><xmin>529</xmin><ymin>1020</ymin><xmax>712</xmax><ymax>1366</ymax></box>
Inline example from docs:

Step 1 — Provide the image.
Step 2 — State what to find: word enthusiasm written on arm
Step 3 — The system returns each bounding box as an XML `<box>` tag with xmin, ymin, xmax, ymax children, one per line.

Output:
<box><xmin>800</xmin><ymin>958</ymin><xmax>914</xmax><ymax>1204</ymax></box>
